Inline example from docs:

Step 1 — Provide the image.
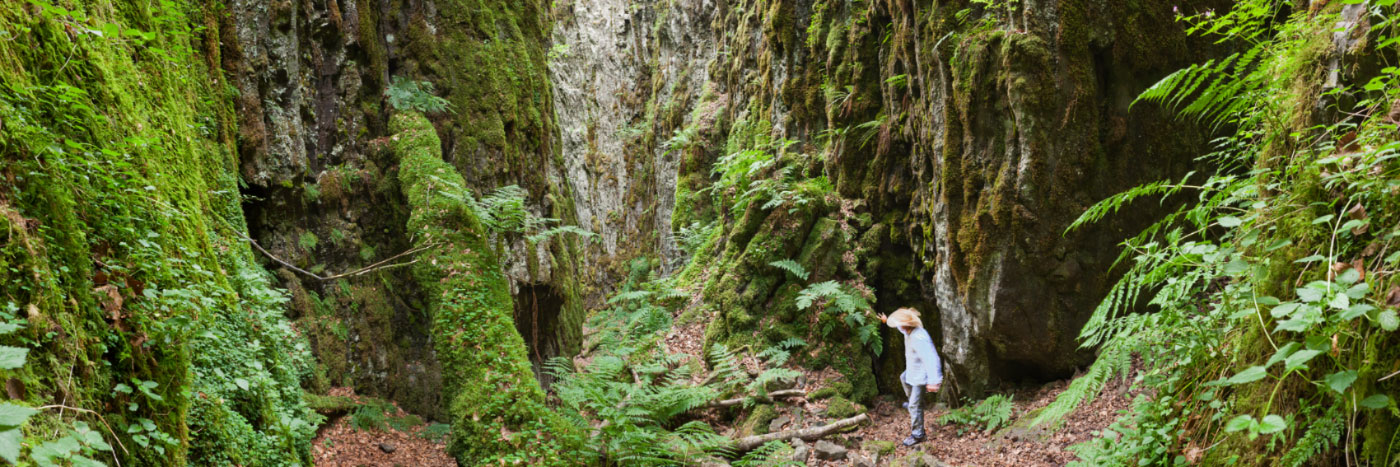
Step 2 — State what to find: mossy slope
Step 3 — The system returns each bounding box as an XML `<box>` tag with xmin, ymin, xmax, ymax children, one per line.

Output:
<box><xmin>0</xmin><ymin>0</ymin><xmax>316</xmax><ymax>464</ymax></box>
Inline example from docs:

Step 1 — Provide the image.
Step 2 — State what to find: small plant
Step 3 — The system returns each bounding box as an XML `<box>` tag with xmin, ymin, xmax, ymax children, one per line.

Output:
<box><xmin>937</xmin><ymin>394</ymin><xmax>1014</xmax><ymax>435</ymax></box>
<box><xmin>418</xmin><ymin>423</ymin><xmax>452</xmax><ymax>443</ymax></box>
<box><xmin>547</xmin><ymin>43</ymin><xmax>571</xmax><ymax>61</ymax></box>
<box><xmin>384</xmin><ymin>76</ymin><xmax>451</xmax><ymax>114</ymax></box>
<box><xmin>298</xmin><ymin>231</ymin><xmax>319</xmax><ymax>252</ymax></box>
<box><xmin>796</xmin><ymin>281</ymin><xmax>881</xmax><ymax>354</ymax></box>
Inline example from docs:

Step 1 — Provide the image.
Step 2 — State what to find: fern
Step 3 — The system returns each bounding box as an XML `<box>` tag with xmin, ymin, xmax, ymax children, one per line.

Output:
<box><xmin>733</xmin><ymin>440</ymin><xmax>798</xmax><ymax>466</ymax></box>
<box><xmin>607</xmin><ymin>290</ymin><xmax>653</xmax><ymax>304</ymax></box>
<box><xmin>1132</xmin><ymin>42</ymin><xmax>1267</xmax><ymax>128</ymax></box>
<box><xmin>1280</xmin><ymin>407</ymin><xmax>1343</xmax><ymax>467</ymax></box>
<box><xmin>938</xmin><ymin>394</ymin><xmax>1014</xmax><ymax>434</ymax></box>
<box><xmin>767</xmin><ymin>259</ymin><xmax>810</xmax><ymax>281</ymax></box>
<box><xmin>1023</xmin><ymin>334</ymin><xmax>1134</xmax><ymax>429</ymax></box>
<box><xmin>795</xmin><ymin>281</ymin><xmax>843</xmax><ymax>310</ymax></box>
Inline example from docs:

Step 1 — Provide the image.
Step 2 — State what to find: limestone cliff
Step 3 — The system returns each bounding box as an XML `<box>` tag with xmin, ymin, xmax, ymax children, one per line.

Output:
<box><xmin>546</xmin><ymin>0</ymin><xmax>1223</xmax><ymax>399</ymax></box>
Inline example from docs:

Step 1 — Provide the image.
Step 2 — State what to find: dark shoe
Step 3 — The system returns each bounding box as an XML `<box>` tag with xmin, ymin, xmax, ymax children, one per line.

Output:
<box><xmin>902</xmin><ymin>435</ymin><xmax>924</xmax><ymax>446</ymax></box>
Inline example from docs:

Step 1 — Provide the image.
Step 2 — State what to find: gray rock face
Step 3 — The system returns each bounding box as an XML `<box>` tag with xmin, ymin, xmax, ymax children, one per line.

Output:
<box><xmin>813</xmin><ymin>440</ymin><xmax>848</xmax><ymax>461</ymax></box>
<box><xmin>548</xmin><ymin>0</ymin><xmax>716</xmax><ymax>275</ymax></box>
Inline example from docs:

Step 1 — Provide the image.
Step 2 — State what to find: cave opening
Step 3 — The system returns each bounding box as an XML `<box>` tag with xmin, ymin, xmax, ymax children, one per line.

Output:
<box><xmin>513</xmin><ymin>283</ymin><xmax>565</xmax><ymax>389</ymax></box>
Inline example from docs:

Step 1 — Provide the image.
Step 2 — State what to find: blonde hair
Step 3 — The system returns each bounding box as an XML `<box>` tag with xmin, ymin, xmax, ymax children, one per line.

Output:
<box><xmin>886</xmin><ymin>307</ymin><xmax>923</xmax><ymax>329</ymax></box>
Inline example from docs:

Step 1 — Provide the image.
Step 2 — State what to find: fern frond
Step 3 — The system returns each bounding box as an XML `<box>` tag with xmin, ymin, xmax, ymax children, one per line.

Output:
<box><xmin>768</xmin><ymin>259</ymin><xmax>810</xmax><ymax>281</ymax></box>
<box><xmin>1023</xmin><ymin>335</ymin><xmax>1134</xmax><ymax>429</ymax></box>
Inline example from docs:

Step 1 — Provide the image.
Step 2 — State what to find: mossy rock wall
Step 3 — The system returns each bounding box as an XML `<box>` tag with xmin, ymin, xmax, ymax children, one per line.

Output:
<box><xmin>573</xmin><ymin>0</ymin><xmax>1227</xmax><ymax>398</ymax></box>
<box><xmin>0</xmin><ymin>1</ymin><xmax>317</xmax><ymax>463</ymax></box>
<box><xmin>223</xmin><ymin>0</ymin><xmax>587</xmax><ymax>414</ymax></box>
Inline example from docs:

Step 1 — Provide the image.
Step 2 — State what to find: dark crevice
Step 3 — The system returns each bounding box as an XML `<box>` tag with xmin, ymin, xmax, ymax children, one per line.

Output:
<box><xmin>514</xmin><ymin>283</ymin><xmax>566</xmax><ymax>389</ymax></box>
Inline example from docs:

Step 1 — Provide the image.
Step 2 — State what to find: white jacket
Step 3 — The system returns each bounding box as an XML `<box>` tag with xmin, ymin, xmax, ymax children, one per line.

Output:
<box><xmin>900</xmin><ymin>327</ymin><xmax>943</xmax><ymax>386</ymax></box>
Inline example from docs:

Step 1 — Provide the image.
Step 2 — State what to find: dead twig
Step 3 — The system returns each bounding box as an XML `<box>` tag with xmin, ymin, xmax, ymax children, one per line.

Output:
<box><xmin>37</xmin><ymin>404</ymin><xmax>128</xmax><ymax>465</ymax></box>
<box><xmin>219</xmin><ymin>221</ymin><xmax>432</xmax><ymax>281</ymax></box>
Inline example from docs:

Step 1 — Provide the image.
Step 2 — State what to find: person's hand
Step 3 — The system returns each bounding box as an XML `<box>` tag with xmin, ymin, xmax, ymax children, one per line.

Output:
<box><xmin>876</xmin><ymin>313</ymin><xmax>888</xmax><ymax>324</ymax></box>
<box><xmin>927</xmin><ymin>384</ymin><xmax>940</xmax><ymax>392</ymax></box>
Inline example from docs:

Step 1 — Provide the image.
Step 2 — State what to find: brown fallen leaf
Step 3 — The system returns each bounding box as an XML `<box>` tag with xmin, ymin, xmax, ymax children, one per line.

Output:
<box><xmin>1348</xmin><ymin>203</ymin><xmax>1367</xmax><ymax>220</ymax></box>
<box><xmin>6</xmin><ymin>378</ymin><xmax>26</xmax><ymax>400</ymax></box>
<box><xmin>1387</xmin><ymin>286</ymin><xmax>1400</xmax><ymax>307</ymax></box>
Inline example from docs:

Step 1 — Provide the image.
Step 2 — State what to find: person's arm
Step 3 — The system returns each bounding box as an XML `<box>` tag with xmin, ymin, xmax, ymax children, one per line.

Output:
<box><xmin>913</xmin><ymin>331</ymin><xmax>943</xmax><ymax>390</ymax></box>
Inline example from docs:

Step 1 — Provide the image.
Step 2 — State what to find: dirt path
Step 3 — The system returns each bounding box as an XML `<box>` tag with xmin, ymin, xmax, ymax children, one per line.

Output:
<box><xmin>845</xmin><ymin>374</ymin><xmax>1138</xmax><ymax>466</ymax></box>
<box><xmin>310</xmin><ymin>389</ymin><xmax>455</xmax><ymax>467</ymax></box>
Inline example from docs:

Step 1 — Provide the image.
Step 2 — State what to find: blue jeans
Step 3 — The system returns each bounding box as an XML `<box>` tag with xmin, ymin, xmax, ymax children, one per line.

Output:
<box><xmin>901</xmin><ymin>375</ymin><xmax>926</xmax><ymax>438</ymax></box>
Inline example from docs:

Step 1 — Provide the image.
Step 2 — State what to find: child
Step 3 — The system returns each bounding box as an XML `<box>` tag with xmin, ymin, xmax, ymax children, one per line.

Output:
<box><xmin>878</xmin><ymin>307</ymin><xmax>943</xmax><ymax>446</ymax></box>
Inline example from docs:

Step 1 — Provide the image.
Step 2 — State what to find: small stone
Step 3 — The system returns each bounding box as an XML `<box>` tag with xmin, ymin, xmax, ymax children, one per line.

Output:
<box><xmin>378</xmin><ymin>442</ymin><xmax>396</xmax><ymax>453</ymax></box>
<box><xmin>901</xmin><ymin>451</ymin><xmax>946</xmax><ymax>467</ymax></box>
<box><xmin>851</xmin><ymin>453</ymin><xmax>875</xmax><ymax>467</ymax></box>
<box><xmin>813</xmin><ymin>440</ymin><xmax>847</xmax><ymax>461</ymax></box>
<box><xmin>769</xmin><ymin>415</ymin><xmax>792</xmax><ymax>433</ymax></box>
<box><xmin>791</xmin><ymin>439</ymin><xmax>810</xmax><ymax>463</ymax></box>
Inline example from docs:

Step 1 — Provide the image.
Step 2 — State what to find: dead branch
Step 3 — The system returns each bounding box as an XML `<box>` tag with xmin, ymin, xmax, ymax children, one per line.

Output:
<box><xmin>220</xmin><ymin>221</ymin><xmax>432</xmax><ymax>281</ymax></box>
<box><xmin>731</xmin><ymin>413</ymin><xmax>869</xmax><ymax>452</ymax></box>
<box><xmin>705</xmin><ymin>389</ymin><xmax>806</xmax><ymax>408</ymax></box>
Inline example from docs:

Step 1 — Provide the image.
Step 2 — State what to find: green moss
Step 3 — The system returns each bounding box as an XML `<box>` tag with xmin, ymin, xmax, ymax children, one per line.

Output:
<box><xmin>391</xmin><ymin>113</ymin><xmax>576</xmax><ymax>464</ymax></box>
<box><xmin>736</xmin><ymin>404</ymin><xmax>780</xmax><ymax>437</ymax></box>
<box><xmin>863</xmin><ymin>440</ymin><xmax>897</xmax><ymax>456</ymax></box>
<box><xmin>825</xmin><ymin>396</ymin><xmax>865</xmax><ymax>418</ymax></box>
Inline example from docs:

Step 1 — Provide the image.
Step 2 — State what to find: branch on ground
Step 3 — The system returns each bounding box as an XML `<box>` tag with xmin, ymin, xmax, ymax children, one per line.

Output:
<box><xmin>731</xmin><ymin>413</ymin><xmax>869</xmax><ymax>452</ymax></box>
<box><xmin>705</xmin><ymin>389</ymin><xmax>806</xmax><ymax>408</ymax></box>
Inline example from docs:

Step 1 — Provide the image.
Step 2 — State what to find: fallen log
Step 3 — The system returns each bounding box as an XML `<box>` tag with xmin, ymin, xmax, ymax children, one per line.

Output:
<box><xmin>706</xmin><ymin>389</ymin><xmax>806</xmax><ymax>408</ymax></box>
<box><xmin>731</xmin><ymin>413</ymin><xmax>869</xmax><ymax>452</ymax></box>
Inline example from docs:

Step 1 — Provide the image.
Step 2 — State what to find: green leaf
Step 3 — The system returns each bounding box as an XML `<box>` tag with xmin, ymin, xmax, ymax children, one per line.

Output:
<box><xmin>1294</xmin><ymin>254</ymin><xmax>1326</xmax><ymax>263</ymax></box>
<box><xmin>1225</xmin><ymin>415</ymin><xmax>1255</xmax><ymax>432</ymax></box>
<box><xmin>1218</xmin><ymin>216</ymin><xmax>1243</xmax><ymax>227</ymax></box>
<box><xmin>1270</xmin><ymin>303</ymin><xmax>1300</xmax><ymax>318</ymax></box>
<box><xmin>234</xmin><ymin>378</ymin><xmax>249</xmax><ymax>391</ymax></box>
<box><xmin>1328</xmin><ymin>292</ymin><xmax>1350</xmax><ymax>311</ymax></box>
<box><xmin>1325</xmin><ymin>371</ymin><xmax>1357</xmax><ymax>394</ymax></box>
<box><xmin>0</xmin><ymin>323</ymin><xmax>21</xmax><ymax>335</ymax></box>
<box><xmin>1311</xmin><ymin>214</ymin><xmax>1334</xmax><ymax>225</ymax></box>
<box><xmin>1345</xmin><ymin>282</ymin><xmax>1370</xmax><ymax>299</ymax></box>
<box><xmin>1284</xmin><ymin>349</ymin><xmax>1322</xmax><ymax>371</ymax></box>
<box><xmin>1257</xmin><ymin>415</ymin><xmax>1287</xmax><ymax>434</ymax></box>
<box><xmin>1336</xmin><ymin>268</ymin><xmax>1361</xmax><ymax>285</ymax></box>
<box><xmin>1378</xmin><ymin>310</ymin><xmax>1399</xmax><ymax>331</ymax></box>
<box><xmin>1228</xmin><ymin>366</ymin><xmax>1269</xmax><ymax>385</ymax></box>
<box><xmin>0</xmin><ymin>429</ymin><xmax>19</xmax><ymax>464</ymax></box>
<box><xmin>0</xmin><ymin>403</ymin><xmax>38</xmax><ymax>426</ymax></box>
<box><xmin>1297</xmin><ymin>284</ymin><xmax>1328</xmax><ymax>303</ymax></box>
<box><xmin>1340</xmin><ymin>304</ymin><xmax>1374</xmax><ymax>321</ymax></box>
<box><xmin>1223</xmin><ymin>259</ymin><xmax>1250</xmax><ymax>276</ymax></box>
<box><xmin>1265</xmin><ymin>342</ymin><xmax>1300</xmax><ymax>367</ymax></box>
<box><xmin>1360</xmin><ymin>394</ymin><xmax>1391</xmax><ymax>409</ymax></box>
<box><xmin>0</xmin><ymin>346</ymin><xmax>27</xmax><ymax>370</ymax></box>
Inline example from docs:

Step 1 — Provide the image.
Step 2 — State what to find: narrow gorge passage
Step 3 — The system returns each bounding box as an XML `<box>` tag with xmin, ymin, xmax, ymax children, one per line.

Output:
<box><xmin>1</xmin><ymin>0</ymin><xmax>1397</xmax><ymax>466</ymax></box>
